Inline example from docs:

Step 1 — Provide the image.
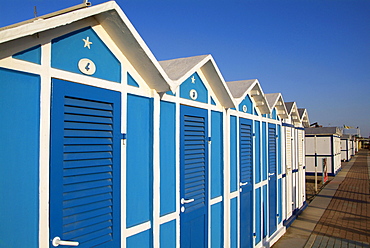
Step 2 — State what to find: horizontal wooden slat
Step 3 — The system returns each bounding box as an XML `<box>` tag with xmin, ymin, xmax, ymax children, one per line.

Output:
<box><xmin>63</xmin><ymin>185</ymin><xmax>112</xmax><ymax>201</ymax></box>
<box><xmin>78</xmin><ymin>231</ymin><xmax>113</xmax><ymax>247</ymax></box>
<box><xmin>63</xmin><ymin>172</ymin><xmax>112</xmax><ymax>185</ymax></box>
<box><xmin>63</xmin><ymin>158</ymin><xmax>112</xmax><ymax>169</ymax></box>
<box><xmin>64</xmin><ymin>97</ymin><xmax>113</xmax><ymax>111</ymax></box>
<box><xmin>64</xmin><ymin>114</ymin><xmax>112</xmax><ymax>124</ymax></box>
<box><xmin>64</xmin><ymin>137</ymin><xmax>112</xmax><ymax>145</ymax></box>
<box><xmin>63</xmin><ymin>192</ymin><xmax>112</xmax><ymax>209</ymax></box>
<box><xmin>64</xmin><ymin>165</ymin><xmax>112</xmax><ymax>177</ymax></box>
<box><xmin>64</xmin><ymin>151</ymin><xmax>112</xmax><ymax>161</ymax></box>
<box><xmin>64</xmin><ymin>106</ymin><xmax>113</xmax><ymax>118</ymax></box>
<box><xmin>64</xmin><ymin>144</ymin><xmax>112</xmax><ymax>153</ymax></box>
<box><xmin>63</xmin><ymin>206</ymin><xmax>112</xmax><ymax>225</ymax></box>
<box><xmin>63</xmin><ymin>217</ymin><xmax>113</xmax><ymax>238</ymax></box>
<box><xmin>63</xmin><ymin>199</ymin><xmax>112</xmax><ymax>217</ymax></box>
<box><xmin>64</xmin><ymin>121</ymin><xmax>112</xmax><ymax>131</ymax></box>
<box><xmin>63</xmin><ymin>179</ymin><xmax>112</xmax><ymax>193</ymax></box>
<box><xmin>63</xmin><ymin>221</ymin><xmax>112</xmax><ymax>240</ymax></box>
<box><xmin>64</xmin><ymin>129</ymin><xmax>112</xmax><ymax>138</ymax></box>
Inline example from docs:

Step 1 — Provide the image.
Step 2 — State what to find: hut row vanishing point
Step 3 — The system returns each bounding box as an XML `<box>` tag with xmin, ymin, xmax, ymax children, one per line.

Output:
<box><xmin>0</xmin><ymin>1</ymin><xmax>312</xmax><ymax>248</ymax></box>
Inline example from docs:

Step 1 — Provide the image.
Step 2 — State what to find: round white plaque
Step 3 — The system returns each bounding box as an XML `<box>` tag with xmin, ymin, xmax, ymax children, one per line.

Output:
<box><xmin>78</xmin><ymin>58</ymin><xmax>96</xmax><ymax>75</ymax></box>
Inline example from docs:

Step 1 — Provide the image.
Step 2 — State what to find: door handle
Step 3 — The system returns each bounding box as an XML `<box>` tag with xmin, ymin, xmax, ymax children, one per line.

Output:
<box><xmin>52</xmin><ymin>237</ymin><xmax>79</xmax><ymax>247</ymax></box>
<box><xmin>181</xmin><ymin>198</ymin><xmax>195</xmax><ymax>204</ymax></box>
<box><xmin>239</xmin><ymin>181</ymin><xmax>248</xmax><ymax>186</ymax></box>
<box><xmin>269</xmin><ymin>173</ymin><xmax>275</xmax><ymax>176</ymax></box>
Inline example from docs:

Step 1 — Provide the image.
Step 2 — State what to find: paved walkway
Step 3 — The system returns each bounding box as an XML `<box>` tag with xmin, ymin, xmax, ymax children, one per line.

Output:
<box><xmin>273</xmin><ymin>149</ymin><xmax>370</xmax><ymax>248</ymax></box>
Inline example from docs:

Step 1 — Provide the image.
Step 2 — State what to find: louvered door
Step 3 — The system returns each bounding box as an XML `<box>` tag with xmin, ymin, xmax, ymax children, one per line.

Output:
<box><xmin>239</xmin><ymin>118</ymin><xmax>253</xmax><ymax>248</ymax></box>
<box><xmin>180</xmin><ymin>105</ymin><xmax>208</xmax><ymax>248</ymax></box>
<box><xmin>50</xmin><ymin>79</ymin><xmax>121</xmax><ymax>248</ymax></box>
<box><xmin>285</xmin><ymin>127</ymin><xmax>293</xmax><ymax>217</ymax></box>
<box><xmin>268</xmin><ymin>124</ymin><xmax>277</xmax><ymax>235</ymax></box>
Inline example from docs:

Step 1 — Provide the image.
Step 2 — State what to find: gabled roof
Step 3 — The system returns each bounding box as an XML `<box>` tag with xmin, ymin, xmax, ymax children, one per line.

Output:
<box><xmin>265</xmin><ymin>93</ymin><xmax>288</xmax><ymax>119</ymax></box>
<box><xmin>226</xmin><ymin>79</ymin><xmax>270</xmax><ymax>114</ymax></box>
<box><xmin>159</xmin><ymin>55</ymin><xmax>209</xmax><ymax>81</ymax></box>
<box><xmin>159</xmin><ymin>55</ymin><xmax>236</xmax><ymax>108</ymax></box>
<box><xmin>298</xmin><ymin>108</ymin><xmax>310</xmax><ymax>128</ymax></box>
<box><xmin>285</xmin><ymin>102</ymin><xmax>301</xmax><ymax>125</ymax></box>
<box><xmin>0</xmin><ymin>1</ymin><xmax>172</xmax><ymax>92</ymax></box>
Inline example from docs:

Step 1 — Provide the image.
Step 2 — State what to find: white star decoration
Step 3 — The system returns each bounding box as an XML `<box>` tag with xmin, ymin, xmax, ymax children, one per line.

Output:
<box><xmin>82</xmin><ymin>37</ymin><xmax>93</xmax><ymax>49</ymax></box>
<box><xmin>191</xmin><ymin>76</ymin><xmax>196</xmax><ymax>83</ymax></box>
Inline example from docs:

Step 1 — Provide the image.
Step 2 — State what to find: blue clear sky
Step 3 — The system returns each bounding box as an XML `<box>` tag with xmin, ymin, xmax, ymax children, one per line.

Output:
<box><xmin>1</xmin><ymin>0</ymin><xmax>369</xmax><ymax>137</ymax></box>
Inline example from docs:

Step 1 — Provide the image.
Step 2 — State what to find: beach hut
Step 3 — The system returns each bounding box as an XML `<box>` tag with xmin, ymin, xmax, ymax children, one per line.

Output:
<box><xmin>159</xmin><ymin>54</ymin><xmax>235</xmax><ymax>247</ymax></box>
<box><xmin>265</xmin><ymin>93</ymin><xmax>290</xmax><ymax>231</ymax></box>
<box><xmin>281</xmin><ymin>102</ymin><xmax>308</xmax><ymax>226</ymax></box>
<box><xmin>227</xmin><ymin>81</ymin><xmax>286</xmax><ymax>247</ymax></box>
<box><xmin>341</xmin><ymin>134</ymin><xmax>353</xmax><ymax>162</ymax></box>
<box><xmin>305</xmin><ymin>127</ymin><xmax>342</xmax><ymax>176</ymax></box>
<box><xmin>296</xmin><ymin>108</ymin><xmax>310</xmax><ymax>212</ymax></box>
<box><xmin>0</xmin><ymin>2</ymin><xmax>179</xmax><ymax>247</ymax></box>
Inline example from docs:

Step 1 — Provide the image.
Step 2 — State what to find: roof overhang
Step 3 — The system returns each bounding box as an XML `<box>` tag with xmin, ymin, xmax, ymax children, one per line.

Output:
<box><xmin>298</xmin><ymin>108</ymin><xmax>310</xmax><ymax>128</ymax></box>
<box><xmin>159</xmin><ymin>55</ymin><xmax>236</xmax><ymax>108</ymax></box>
<box><xmin>285</xmin><ymin>102</ymin><xmax>301</xmax><ymax>125</ymax></box>
<box><xmin>226</xmin><ymin>79</ymin><xmax>270</xmax><ymax>114</ymax></box>
<box><xmin>265</xmin><ymin>93</ymin><xmax>289</xmax><ymax>119</ymax></box>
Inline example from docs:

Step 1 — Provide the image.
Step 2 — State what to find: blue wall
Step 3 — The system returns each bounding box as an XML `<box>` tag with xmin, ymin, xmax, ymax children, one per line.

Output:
<box><xmin>262</xmin><ymin>122</ymin><xmax>267</xmax><ymax>181</ymax></box>
<box><xmin>255</xmin><ymin>187</ymin><xmax>262</xmax><ymax>244</ymax></box>
<box><xmin>230</xmin><ymin>116</ymin><xmax>238</xmax><ymax>192</ymax></box>
<box><xmin>51</xmin><ymin>27</ymin><xmax>121</xmax><ymax>82</ymax></box>
<box><xmin>263</xmin><ymin>185</ymin><xmax>268</xmax><ymax>238</ymax></box>
<box><xmin>13</xmin><ymin>45</ymin><xmax>41</xmax><ymax>64</ymax></box>
<box><xmin>211</xmin><ymin>202</ymin><xmax>223</xmax><ymax>247</ymax></box>
<box><xmin>278</xmin><ymin>179</ymin><xmax>283</xmax><ymax>224</ymax></box>
<box><xmin>127</xmin><ymin>73</ymin><xmax>140</xmax><ymax>87</ymax></box>
<box><xmin>239</xmin><ymin>95</ymin><xmax>253</xmax><ymax>114</ymax></box>
<box><xmin>0</xmin><ymin>68</ymin><xmax>40</xmax><ymax>247</ymax></box>
<box><xmin>159</xmin><ymin>101</ymin><xmax>176</xmax><ymax>216</ymax></box>
<box><xmin>160</xmin><ymin>220</ymin><xmax>176</xmax><ymax>248</ymax></box>
<box><xmin>127</xmin><ymin>229</ymin><xmax>152</xmax><ymax>248</ymax></box>
<box><xmin>278</xmin><ymin>125</ymin><xmax>282</xmax><ymax>174</ymax></box>
<box><xmin>211</xmin><ymin>111</ymin><xmax>223</xmax><ymax>198</ymax></box>
<box><xmin>126</xmin><ymin>94</ymin><xmax>153</xmax><ymax>227</ymax></box>
<box><xmin>180</xmin><ymin>72</ymin><xmax>208</xmax><ymax>103</ymax></box>
<box><xmin>255</xmin><ymin>121</ymin><xmax>261</xmax><ymax>183</ymax></box>
<box><xmin>230</xmin><ymin>198</ymin><xmax>238</xmax><ymax>248</ymax></box>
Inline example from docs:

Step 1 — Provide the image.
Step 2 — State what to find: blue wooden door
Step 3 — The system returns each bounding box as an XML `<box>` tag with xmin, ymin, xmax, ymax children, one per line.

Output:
<box><xmin>49</xmin><ymin>79</ymin><xmax>121</xmax><ymax>247</ymax></box>
<box><xmin>180</xmin><ymin>105</ymin><xmax>208</xmax><ymax>248</ymax></box>
<box><xmin>239</xmin><ymin>118</ymin><xmax>253</xmax><ymax>248</ymax></box>
<box><xmin>268</xmin><ymin>124</ymin><xmax>277</xmax><ymax>235</ymax></box>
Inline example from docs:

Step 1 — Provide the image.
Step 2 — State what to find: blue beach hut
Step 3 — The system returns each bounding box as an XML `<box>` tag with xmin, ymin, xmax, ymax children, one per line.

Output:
<box><xmin>0</xmin><ymin>2</ymin><xmax>174</xmax><ymax>247</ymax></box>
<box><xmin>226</xmin><ymin>80</ymin><xmax>286</xmax><ymax>247</ymax></box>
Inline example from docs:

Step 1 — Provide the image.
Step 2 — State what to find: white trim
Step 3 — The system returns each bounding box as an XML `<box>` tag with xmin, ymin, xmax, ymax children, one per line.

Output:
<box><xmin>230</xmin><ymin>191</ymin><xmax>239</xmax><ymax>199</ymax></box>
<box><xmin>210</xmin><ymin>196</ymin><xmax>223</xmax><ymax>205</ymax></box>
<box><xmin>223</xmin><ymin>110</ymin><xmax>231</xmax><ymax>248</ymax></box>
<box><xmin>50</xmin><ymin>68</ymin><xmax>122</xmax><ymax>92</ymax></box>
<box><xmin>207</xmin><ymin>108</ymin><xmax>212</xmax><ymax>248</ymax></box>
<box><xmin>38</xmin><ymin>42</ymin><xmax>52</xmax><ymax>248</ymax></box>
<box><xmin>159</xmin><ymin>213</ymin><xmax>177</xmax><ymax>225</ymax></box>
<box><xmin>125</xmin><ymin>221</ymin><xmax>152</xmax><ymax>238</ymax></box>
<box><xmin>0</xmin><ymin>57</ymin><xmax>42</xmax><ymax>75</ymax></box>
<box><xmin>175</xmin><ymin>91</ymin><xmax>181</xmax><ymax>248</ymax></box>
<box><xmin>152</xmin><ymin>91</ymin><xmax>161</xmax><ymax>248</ymax></box>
